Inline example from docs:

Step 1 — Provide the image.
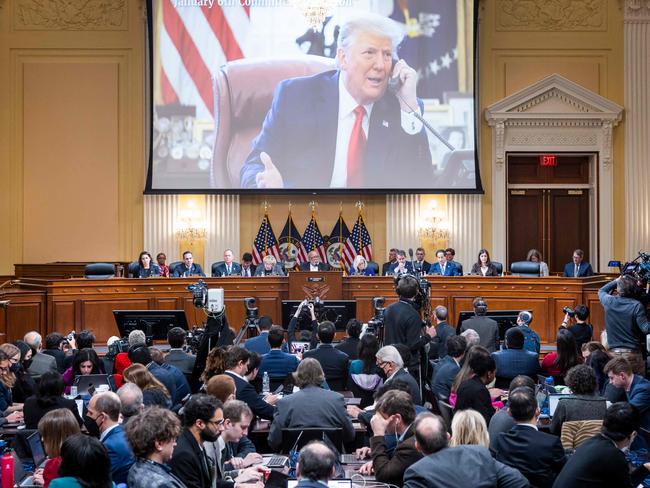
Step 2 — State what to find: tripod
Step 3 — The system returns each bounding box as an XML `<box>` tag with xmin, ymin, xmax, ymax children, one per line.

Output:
<box><xmin>234</xmin><ymin>318</ymin><xmax>261</xmax><ymax>345</ymax></box>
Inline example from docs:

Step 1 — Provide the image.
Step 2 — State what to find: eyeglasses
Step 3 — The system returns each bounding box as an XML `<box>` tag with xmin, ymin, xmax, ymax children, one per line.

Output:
<box><xmin>206</xmin><ymin>418</ymin><xmax>225</xmax><ymax>427</ymax></box>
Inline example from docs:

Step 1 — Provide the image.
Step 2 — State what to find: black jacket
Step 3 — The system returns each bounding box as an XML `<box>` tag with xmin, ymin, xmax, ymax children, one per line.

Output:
<box><xmin>304</xmin><ymin>344</ymin><xmax>350</xmax><ymax>391</ymax></box>
<box><xmin>429</xmin><ymin>322</ymin><xmax>456</xmax><ymax>359</ymax></box>
<box><xmin>24</xmin><ymin>395</ymin><xmax>83</xmax><ymax>430</ymax></box>
<box><xmin>169</xmin><ymin>428</ymin><xmax>213</xmax><ymax>488</ymax></box>
<box><xmin>225</xmin><ymin>372</ymin><xmax>275</xmax><ymax>420</ymax></box>
<box><xmin>384</xmin><ymin>300</ymin><xmax>429</xmax><ymax>368</ymax></box>
<box><xmin>455</xmin><ymin>376</ymin><xmax>494</xmax><ymax>426</ymax></box>
<box><xmin>334</xmin><ymin>337</ymin><xmax>360</xmax><ymax>360</ymax></box>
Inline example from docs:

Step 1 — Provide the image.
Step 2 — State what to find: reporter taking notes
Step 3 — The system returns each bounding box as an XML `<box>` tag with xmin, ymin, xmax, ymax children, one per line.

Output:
<box><xmin>240</xmin><ymin>14</ymin><xmax>432</xmax><ymax>189</ymax></box>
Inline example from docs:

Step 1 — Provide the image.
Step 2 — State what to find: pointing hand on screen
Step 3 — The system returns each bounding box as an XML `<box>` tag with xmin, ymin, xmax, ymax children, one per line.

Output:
<box><xmin>255</xmin><ymin>152</ymin><xmax>284</xmax><ymax>188</ymax></box>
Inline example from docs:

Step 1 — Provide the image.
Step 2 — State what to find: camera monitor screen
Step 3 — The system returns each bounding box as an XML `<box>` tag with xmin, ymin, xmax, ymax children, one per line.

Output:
<box><xmin>113</xmin><ymin>310</ymin><xmax>189</xmax><ymax>339</ymax></box>
<box><xmin>281</xmin><ymin>300</ymin><xmax>356</xmax><ymax>330</ymax></box>
<box><xmin>147</xmin><ymin>1</ymin><xmax>479</xmax><ymax>192</ymax></box>
<box><xmin>456</xmin><ymin>310</ymin><xmax>524</xmax><ymax>342</ymax></box>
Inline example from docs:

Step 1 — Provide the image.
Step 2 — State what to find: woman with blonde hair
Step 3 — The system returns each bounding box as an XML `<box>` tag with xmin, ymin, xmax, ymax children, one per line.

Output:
<box><xmin>123</xmin><ymin>363</ymin><xmax>170</xmax><ymax>408</ymax></box>
<box><xmin>0</xmin><ymin>348</ymin><xmax>22</xmax><ymax>414</ymax></box>
<box><xmin>350</xmin><ymin>255</ymin><xmax>375</xmax><ymax>276</ymax></box>
<box><xmin>0</xmin><ymin>342</ymin><xmax>35</xmax><ymax>403</ymax></box>
<box><xmin>33</xmin><ymin>408</ymin><xmax>82</xmax><ymax>488</ymax></box>
<box><xmin>450</xmin><ymin>409</ymin><xmax>489</xmax><ymax>448</ymax></box>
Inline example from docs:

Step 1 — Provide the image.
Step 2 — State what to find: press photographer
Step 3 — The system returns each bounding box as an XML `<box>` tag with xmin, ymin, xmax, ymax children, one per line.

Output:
<box><xmin>559</xmin><ymin>304</ymin><xmax>593</xmax><ymax>350</ymax></box>
<box><xmin>287</xmin><ymin>299</ymin><xmax>318</xmax><ymax>351</ymax></box>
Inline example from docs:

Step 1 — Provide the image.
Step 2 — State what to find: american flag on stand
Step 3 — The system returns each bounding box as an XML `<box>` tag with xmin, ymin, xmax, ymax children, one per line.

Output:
<box><xmin>327</xmin><ymin>212</ymin><xmax>350</xmax><ymax>271</ymax></box>
<box><xmin>158</xmin><ymin>0</ymin><xmax>250</xmax><ymax>121</ymax></box>
<box><xmin>300</xmin><ymin>213</ymin><xmax>327</xmax><ymax>263</ymax></box>
<box><xmin>342</xmin><ymin>213</ymin><xmax>373</xmax><ymax>272</ymax></box>
<box><xmin>252</xmin><ymin>213</ymin><xmax>281</xmax><ymax>265</ymax></box>
<box><xmin>279</xmin><ymin>212</ymin><xmax>307</xmax><ymax>269</ymax></box>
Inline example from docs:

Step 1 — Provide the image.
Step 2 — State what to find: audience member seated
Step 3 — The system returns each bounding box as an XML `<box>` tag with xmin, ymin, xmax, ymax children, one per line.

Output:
<box><xmin>491</xmin><ymin>328</ymin><xmax>540</xmax><ymax>389</ymax></box>
<box><xmin>295</xmin><ymin>441</ymin><xmax>338</xmax><ymax>488</ymax></box>
<box><xmin>587</xmin><ymin>348</ymin><xmax>624</xmax><ymax>401</ymax></box>
<box><xmin>24</xmin><ymin>331</ymin><xmax>58</xmax><ymax>379</ymax></box>
<box><xmin>149</xmin><ymin>347</ymin><xmax>191</xmax><ymax>403</ymax></box>
<box><xmin>33</xmin><ymin>408</ymin><xmax>81</xmax><ymax>488</ymax></box>
<box><xmin>335</xmin><ymin>319</ymin><xmax>362</xmax><ymax>359</ymax></box>
<box><xmin>63</xmin><ymin>330</ymin><xmax>97</xmax><ymax>371</ymax></box>
<box><xmin>0</xmin><ymin>352</ymin><xmax>22</xmax><ymax>416</ymax></box>
<box><xmin>287</xmin><ymin>300</ymin><xmax>318</xmax><ymax>351</ymax></box>
<box><xmin>49</xmin><ymin>434</ymin><xmax>114</xmax><ymax>488</ymax></box>
<box><xmin>350</xmin><ymin>255</ymin><xmax>375</xmax><ymax>276</ymax></box>
<box><xmin>455</xmin><ymin>346</ymin><xmax>497</xmax><ymax>425</ymax></box>
<box><xmin>450</xmin><ymin>409</ymin><xmax>489</xmax><ymax>448</ymax></box>
<box><xmin>63</xmin><ymin>348</ymin><xmax>104</xmax><ymax>394</ymax></box>
<box><xmin>2</xmin><ymin>342</ymin><xmax>35</xmax><ymax>404</ymax></box>
<box><xmin>244</xmin><ymin>351</ymin><xmax>262</xmax><ymax>388</ymax></box>
<box><xmin>129</xmin><ymin>345</ymin><xmax>178</xmax><ymax>405</ymax></box>
<box><xmin>86</xmin><ymin>392</ymin><xmax>135</xmax><ymax>484</ymax></box>
<box><xmin>542</xmin><ymin>328</ymin><xmax>582</xmax><ymax>384</ymax></box>
<box><xmin>515</xmin><ymin>310</ymin><xmax>541</xmax><ymax>354</ymax></box>
<box><xmin>488</xmin><ymin>375</ymin><xmax>535</xmax><ymax>455</ymax></box>
<box><xmin>224</xmin><ymin>346</ymin><xmax>278</xmax><ymax>420</ymax></box>
<box><xmin>563</xmin><ymin>248</ymin><xmax>594</xmax><ymax>277</ymax></box>
<box><xmin>164</xmin><ymin>326</ymin><xmax>196</xmax><ymax>376</ymax></box>
<box><xmin>133</xmin><ymin>251</ymin><xmax>161</xmax><ymax>278</ymax></box>
<box><xmin>469</xmin><ymin>248</ymin><xmax>500</xmax><ymax>276</ymax></box>
<box><xmin>42</xmin><ymin>332</ymin><xmax>68</xmax><ymax>373</ymax></box>
<box><xmin>240</xmin><ymin>252</ymin><xmax>256</xmax><ymax>277</ymax></box>
<box><xmin>549</xmin><ymin>364</ymin><xmax>607</xmax><ymax>436</ymax></box>
<box><xmin>403</xmin><ymin>413</ymin><xmax>528</xmax><ymax>488</ymax></box>
<box><xmin>560</xmin><ymin>304</ymin><xmax>593</xmax><ymax>351</ymax></box>
<box><xmin>605</xmin><ymin>356</ymin><xmax>650</xmax><ymax>430</ymax></box>
<box><xmin>493</xmin><ymin>387</ymin><xmax>566</xmax><ymax>488</ymax></box>
<box><xmin>432</xmin><ymin>335</ymin><xmax>466</xmax><ymax>401</ymax></box>
<box><xmin>460</xmin><ymin>297</ymin><xmax>499</xmax><ymax>353</ymax></box>
<box><xmin>24</xmin><ymin>371</ymin><xmax>82</xmax><ymax>429</ymax></box>
<box><xmin>125</xmin><ymin>406</ymin><xmax>185</xmax><ymax>488</ymax></box>
<box><xmin>304</xmin><ymin>321</ymin><xmax>350</xmax><ymax>391</ymax></box>
<box><xmin>258</xmin><ymin>326</ymin><xmax>299</xmax><ymax>380</ymax></box>
<box><xmin>206</xmin><ymin>374</ymin><xmax>237</xmax><ymax>403</ymax></box>
<box><xmin>156</xmin><ymin>252</ymin><xmax>170</xmax><ymax>277</ymax></box>
<box><xmin>116</xmin><ymin>382</ymin><xmax>144</xmax><ymax>423</ymax></box>
<box><xmin>348</xmin><ymin>333</ymin><xmax>382</xmax><ymax>408</ymax></box>
<box><xmin>123</xmin><ymin>363</ymin><xmax>171</xmax><ymax>408</ymax></box>
<box><xmin>268</xmin><ymin>358</ymin><xmax>355</xmax><ymax>451</ymax></box>
<box><xmin>552</xmin><ymin>402</ymin><xmax>650</xmax><ymax>488</ymax></box>
<box><xmin>200</xmin><ymin>346</ymin><xmax>228</xmax><ymax>387</ymax></box>
<box><xmin>172</xmin><ymin>250</ymin><xmax>206</xmax><ymax>277</ymax></box>
<box><xmin>113</xmin><ymin>329</ymin><xmax>147</xmax><ymax>379</ymax></box>
<box><xmin>381</xmin><ymin>248</ymin><xmax>398</xmax><ymax>276</ymax></box>
<box><xmin>376</xmin><ymin>345</ymin><xmax>421</xmax><ymax>405</ymax></box>
<box><xmin>429</xmin><ymin>306</ymin><xmax>456</xmax><ymax>360</ymax></box>
<box><xmin>357</xmin><ymin>390</ymin><xmax>423</xmax><ymax>486</ymax></box>
<box><xmin>243</xmin><ymin>316</ymin><xmax>273</xmax><ymax>354</ymax></box>
<box><xmin>526</xmin><ymin>248</ymin><xmax>549</xmax><ymax>277</ymax></box>
<box><xmin>300</xmin><ymin>250</ymin><xmax>330</xmax><ymax>271</ymax></box>
<box><xmin>254</xmin><ymin>254</ymin><xmax>285</xmax><ymax>276</ymax></box>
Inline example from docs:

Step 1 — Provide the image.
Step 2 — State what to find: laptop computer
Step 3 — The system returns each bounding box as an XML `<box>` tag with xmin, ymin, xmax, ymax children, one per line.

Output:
<box><xmin>26</xmin><ymin>432</ymin><xmax>47</xmax><ymax>469</ymax></box>
<box><xmin>548</xmin><ymin>394</ymin><xmax>564</xmax><ymax>418</ymax></box>
<box><xmin>287</xmin><ymin>480</ymin><xmax>352</xmax><ymax>488</ymax></box>
<box><xmin>73</xmin><ymin>374</ymin><xmax>112</xmax><ymax>395</ymax></box>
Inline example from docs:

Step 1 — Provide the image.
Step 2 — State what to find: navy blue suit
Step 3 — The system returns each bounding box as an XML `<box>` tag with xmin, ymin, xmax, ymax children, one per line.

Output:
<box><xmin>225</xmin><ymin>371</ymin><xmax>275</xmax><ymax>420</ymax></box>
<box><xmin>158</xmin><ymin>362</ymin><xmax>191</xmax><ymax>403</ymax></box>
<box><xmin>432</xmin><ymin>356</ymin><xmax>460</xmax><ymax>400</ymax></box>
<box><xmin>244</xmin><ymin>332</ymin><xmax>271</xmax><ymax>355</ymax></box>
<box><xmin>628</xmin><ymin>374</ymin><xmax>650</xmax><ymax>430</ymax></box>
<box><xmin>430</xmin><ymin>261</ymin><xmax>461</xmax><ymax>276</ymax></box>
<box><xmin>213</xmin><ymin>262</ymin><xmax>242</xmax><ymax>277</ymax></box>
<box><xmin>240</xmin><ymin>70</ymin><xmax>432</xmax><ymax>189</ymax></box>
<box><xmin>147</xmin><ymin>362</ymin><xmax>177</xmax><ymax>404</ymax></box>
<box><xmin>563</xmin><ymin>261</ymin><xmax>594</xmax><ymax>277</ymax></box>
<box><xmin>102</xmin><ymin>425</ymin><xmax>135</xmax><ymax>485</ymax></box>
<box><xmin>387</xmin><ymin>261</ymin><xmax>414</xmax><ymax>276</ymax></box>
<box><xmin>172</xmin><ymin>263</ymin><xmax>205</xmax><ymax>277</ymax></box>
<box><xmin>492</xmin><ymin>348</ymin><xmax>540</xmax><ymax>389</ymax></box>
<box><xmin>259</xmin><ymin>349</ymin><xmax>299</xmax><ymax>378</ymax></box>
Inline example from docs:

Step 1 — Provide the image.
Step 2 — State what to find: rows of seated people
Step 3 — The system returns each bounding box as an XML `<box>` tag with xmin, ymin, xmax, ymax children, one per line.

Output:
<box><xmin>0</xmin><ymin>297</ymin><xmax>645</xmax><ymax>488</ymax></box>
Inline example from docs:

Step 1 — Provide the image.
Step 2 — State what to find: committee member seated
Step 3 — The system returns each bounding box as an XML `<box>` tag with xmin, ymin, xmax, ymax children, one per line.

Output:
<box><xmin>387</xmin><ymin>250</ymin><xmax>413</xmax><ymax>276</ymax></box>
<box><xmin>563</xmin><ymin>248</ymin><xmax>594</xmax><ymax>277</ymax></box>
<box><xmin>493</xmin><ymin>387</ymin><xmax>566</xmax><ymax>488</ymax></box>
<box><xmin>240</xmin><ymin>252</ymin><xmax>256</xmax><ymax>277</ymax></box>
<box><xmin>300</xmin><ymin>250</ymin><xmax>330</xmax><ymax>271</ymax></box>
<box><xmin>381</xmin><ymin>248</ymin><xmax>397</xmax><ymax>276</ymax></box>
<box><xmin>413</xmin><ymin>247</ymin><xmax>431</xmax><ymax>275</ymax></box>
<box><xmin>469</xmin><ymin>248</ymin><xmax>500</xmax><ymax>277</ymax></box>
<box><xmin>172</xmin><ymin>251</ymin><xmax>205</xmax><ymax>277</ymax></box>
<box><xmin>213</xmin><ymin>249</ymin><xmax>242</xmax><ymax>277</ymax></box>
<box><xmin>254</xmin><ymin>255</ymin><xmax>285</xmax><ymax>276</ymax></box>
<box><xmin>444</xmin><ymin>248</ymin><xmax>464</xmax><ymax>275</ymax></box>
<box><xmin>491</xmin><ymin>328</ymin><xmax>540</xmax><ymax>389</ymax></box>
<box><xmin>350</xmin><ymin>255</ymin><xmax>375</xmax><ymax>276</ymax></box>
<box><xmin>526</xmin><ymin>248</ymin><xmax>549</xmax><ymax>277</ymax></box>
<box><xmin>268</xmin><ymin>358</ymin><xmax>354</xmax><ymax>451</ymax></box>
<box><xmin>133</xmin><ymin>251</ymin><xmax>161</xmax><ymax>278</ymax></box>
<box><xmin>156</xmin><ymin>252</ymin><xmax>170</xmax><ymax>277</ymax></box>
<box><xmin>460</xmin><ymin>297</ymin><xmax>499</xmax><ymax>353</ymax></box>
<box><xmin>240</xmin><ymin>14</ymin><xmax>432</xmax><ymax>189</ymax></box>
<box><xmin>304</xmin><ymin>321</ymin><xmax>350</xmax><ymax>391</ymax></box>
<box><xmin>430</xmin><ymin>249</ymin><xmax>461</xmax><ymax>276</ymax></box>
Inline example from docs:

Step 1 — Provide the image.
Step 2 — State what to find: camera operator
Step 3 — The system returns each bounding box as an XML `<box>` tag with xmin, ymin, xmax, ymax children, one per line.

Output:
<box><xmin>383</xmin><ymin>275</ymin><xmax>436</xmax><ymax>375</ymax></box>
<box><xmin>287</xmin><ymin>300</ymin><xmax>318</xmax><ymax>352</ymax></box>
<box><xmin>599</xmin><ymin>275</ymin><xmax>650</xmax><ymax>375</ymax></box>
<box><xmin>559</xmin><ymin>305</ymin><xmax>593</xmax><ymax>351</ymax></box>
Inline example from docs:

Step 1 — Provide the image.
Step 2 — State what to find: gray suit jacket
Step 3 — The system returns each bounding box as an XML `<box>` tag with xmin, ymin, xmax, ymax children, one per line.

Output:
<box><xmin>27</xmin><ymin>352</ymin><xmax>57</xmax><ymax>379</ymax></box>
<box><xmin>460</xmin><ymin>316</ymin><xmax>499</xmax><ymax>353</ymax></box>
<box><xmin>164</xmin><ymin>349</ymin><xmax>196</xmax><ymax>376</ymax></box>
<box><xmin>268</xmin><ymin>385</ymin><xmax>354</xmax><ymax>451</ymax></box>
<box><xmin>404</xmin><ymin>445</ymin><xmax>528</xmax><ymax>488</ymax></box>
<box><xmin>254</xmin><ymin>264</ymin><xmax>285</xmax><ymax>276</ymax></box>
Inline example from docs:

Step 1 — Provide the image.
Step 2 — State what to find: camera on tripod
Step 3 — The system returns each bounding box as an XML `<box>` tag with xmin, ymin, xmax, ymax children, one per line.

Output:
<box><xmin>366</xmin><ymin>297</ymin><xmax>386</xmax><ymax>337</ymax></box>
<box><xmin>244</xmin><ymin>297</ymin><xmax>259</xmax><ymax>326</ymax></box>
<box><xmin>187</xmin><ymin>280</ymin><xmax>224</xmax><ymax>313</ymax></box>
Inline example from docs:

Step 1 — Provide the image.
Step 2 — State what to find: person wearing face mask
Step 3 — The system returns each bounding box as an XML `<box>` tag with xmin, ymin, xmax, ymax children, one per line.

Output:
<box><xmin>375</xmin><ymin>346</ymin><xmax>422</xmax><ymax>405</ymax></box>
<box><xmin>85</xmin><ymin>392</ymin><xmax>135</xmax><ymax>485</ymax></box>
<box><xmin>2</xmin><ymin>342</ymin><xmax>35</xmax><ymax>403</ymax></box>
<box><xmin>357</xmin><ymin>390</ymin><xmax>422</xmax><ymax>486</ymax></box>
<box><xmin>553</xmin><ymin>402</ymin><xmax>650</xmax><ymax>488</ymax></box>
<box><xmin>0</xmin><ymin>348</ymin><xmax>23</xmax><ymax>414</ymax></box>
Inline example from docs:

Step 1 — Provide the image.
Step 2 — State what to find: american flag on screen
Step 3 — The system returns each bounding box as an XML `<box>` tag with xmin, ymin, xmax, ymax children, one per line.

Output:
<box><xmin>158</xmin><ymin>0</ymin><xmax>249</xmax><ymax>120</ymax></box>
<box><xmin>252</xmin><ymin>213</ymin><xmax>281</xmax><ymax>265</ymax></box>
<box><xmin>342</xmin><ymin>213</ymin><xmax>373</xmax><ymax>272</ymax></box>
<box><xmin>300</xmin><ymin>213</ymin><xmax>327</xmax><ymax>263</ymax></box>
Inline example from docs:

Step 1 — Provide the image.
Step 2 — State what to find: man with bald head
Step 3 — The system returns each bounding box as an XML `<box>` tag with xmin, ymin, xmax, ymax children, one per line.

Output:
<box><xmin>86</xmin><ymin>391</ymin><xmax>135</xmax><ymax>484</ymax></box>
<box><xmin>295</xmin><ymin>441</ymin><xmax>338</xmax><ymax>488</ymax></box>
<box><xmin>23</xmin><ymin>331</ymin><xmax>57</xmax><ymax>379</ymax></box>
<box><xmin>403</xmin><ymin>413</ymin><xmax>528</xmax><ymax>488</ymax></box>
<box><xmin>300</xmin><ymin>250</ymin><xmax>330</xmax><ymax>271</ymax></box>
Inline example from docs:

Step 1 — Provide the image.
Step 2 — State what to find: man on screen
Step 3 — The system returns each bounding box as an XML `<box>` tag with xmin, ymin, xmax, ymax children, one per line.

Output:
<box><xmin>240</xmin><ymin>14</ymin><xmax>433</xmax><ymax>189</ymax></box>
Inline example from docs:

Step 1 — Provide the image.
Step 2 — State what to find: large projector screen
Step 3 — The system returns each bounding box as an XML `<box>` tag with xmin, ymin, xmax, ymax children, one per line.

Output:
<box><xmin>147</xmin><ymin>0</ymin><xmax>479</xmax><ymax>192</ymax></box>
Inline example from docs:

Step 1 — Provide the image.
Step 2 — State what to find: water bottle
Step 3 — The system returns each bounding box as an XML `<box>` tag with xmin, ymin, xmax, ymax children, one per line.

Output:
<box><xmin>1</xmin><ymin>441</ymin><xmax>14</xmax><ymax>488</ymax></box>
<box><xmin>262</xmin><ymin>371</ymin><xmax>270</xmax><ymax>395</ymax></box>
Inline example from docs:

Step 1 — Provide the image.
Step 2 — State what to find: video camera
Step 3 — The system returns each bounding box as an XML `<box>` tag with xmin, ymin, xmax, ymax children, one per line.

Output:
<box><xmin>244</xmin><ymin>297</ymin><xmax>259</xmax><ymax>325</ymax></box>
<box><xmin>187</xmin><ymin>280</ymin><xmax>225</xmax><ymax>313</ymax></box>
<box><xmin>621</xmin><ymin>252</ymin><xmax>650</xmax><ymax>284</ymax></box>
<box><xmin>366</xmin><ymin>297</ymin><xmax>386</xmax><ymax>337</ymax></box>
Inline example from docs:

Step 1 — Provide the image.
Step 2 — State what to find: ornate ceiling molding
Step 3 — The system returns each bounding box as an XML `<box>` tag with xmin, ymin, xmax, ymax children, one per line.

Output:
<box><xmin>14</xmin><ymin>0</ymin><xmax>127</xmax><ymax>30</ymax></box>
<box><xmin>496</xmin><ymin>0</ymin><xmax>607</xmax><ymax>31</ymax></box>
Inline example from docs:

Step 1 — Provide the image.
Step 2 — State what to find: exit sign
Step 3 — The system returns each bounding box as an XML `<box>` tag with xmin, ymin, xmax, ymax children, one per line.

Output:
<box><xmin>540</xmin><ymin>154</ymin><xmax>557</xmax><ymax>167</ymax></box>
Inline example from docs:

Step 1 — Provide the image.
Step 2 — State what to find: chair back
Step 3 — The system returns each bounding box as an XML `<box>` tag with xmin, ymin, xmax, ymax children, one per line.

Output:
<box><xmin>492</xmin><ymin>261</ymin><xmax>503</xmax><ymax>276</ymax></box>
<box><xmin>280</xmin><ymin>427</ymin><xmax>343</xmax><ymax>455</ymax></box>
<box><xmin>437</xmin><ymin>400</ymin><xmax>453</xmax><ymax>433</ymax></box>
<box><xmin>510</xmin><ymin>261</ymin><xmax>540</xmax><ymax>277</ymax></box>
<box><xmin>560</xmin><ymin>420</ymin><xmax>603</xmax><ymax>450</ymax></box>
<box><xmin>211</xmin><ymin>261</ymin><xmax>225</xmax><ymax>277</ymax></box>
<box><xmin>211</xmin><ymin>56</ymin><xmax>336</xmax><ymax>187</ymax></box>
<box><xmin>127</xmin><ymin>262</ymin><xmax>139</xmax><ymax>278</ymax></box>
<box><xmin>169</xmin><ymin>261</ymin><xmax>183</xmax><ymax>275</ymax></box>
<box><xmin>366</xmin><ymin>261</ymin><xmax>379</xmax><ymax>275</ymax></box>
<box><xmin>84</xmin><ymin>263</ymin><xmax>115</xmax><ymax>279</ymax></box>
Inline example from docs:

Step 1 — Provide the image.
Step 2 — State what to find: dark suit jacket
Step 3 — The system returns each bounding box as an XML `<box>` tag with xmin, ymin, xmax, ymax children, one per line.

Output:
<box><xmin>413</xmin><ymin>260</ymin><xmax>431</xmax><ymax>274</ymax></box>
<box><xmin>387</xmin><ymin>261</ymin><xmax>414</xmax><ymax>276</ymax></box>
<box><xmin>429</xmin><ymin>322</ymin><xmax>456</xmax><ymax>359</ymax></box>
<box><xmin>334</xmin><ymin>337</ymin><xmax>360</xmax><ymax>360</ymax></box>
<box><xmin>430</xmin><ymin>262</ymin><xmax>461</xmax><ymax>276</ymax></box>
<box><xmin>381</xmin><ymin>260</ymin><xmax>396</xmax><ymax>276</ymax></box>
<box><xmin>494</xmin><ymin>424</ymin><xmax>566</xmax><ymax>488</ymax></box>
<box><xmin>225</xmin><ymin>371</ymin><xmax>275</xmax><ymax>420</ymax></box>
<box><xmin>241</xmin><ymin>70</ymin><xmax>432</xmax><ymax>189</ymax></box>
<box><xmin>370</xmin><ymin>425</ymin><xmax>423</xmax><ymax>486</ymax></box>
<box><xmin>492</xmin><ymin>348</ymin><xmax>540</xmax><ymax>388</ymax></box>
<box><xmin>259</xmin><ymin>349</ymin><xmax>299</xmax><ymax>378</ymax></box>
<box><xmin>470</xmin><ymin>262</ymin><xmax>500</xmax><ymax>276</ymax></box>
<box><xmin>27</xmin><ymin>352</ymin><xmax>58</xmax><ymax>379</ymax></box>
<box><xmin>431</xmin><ymin>356</ymin><xmax>460</xmax><ymax>400</ymax></box>
<box><xmin>384</xmin><ymin>300</ymin><xmax>429</xmax><ymax>369</ymax></box>
<box><xmin>42</xmin><ymin>349</ymin><xmax>66</xmax><ymax>373</ymax></box>
<box><xmin>628</xmin><ymin>374</ymin><xmax>650</xmax><ymax>430</ymax></box>
<box><xmin>303</xmin><ymin>344</ymin><xmax>349</xmax><ymax>391</ymax></box>
<box><xmin>387</xmin><ymin>368</ymin><xmax>422</xmax><ymax>405</ymax></box>
<box><xmin>147</xmin><ymin>362</ymin><xmax>178</xmax><ymax>404</ymax></box>
<box><xmin>244</xmin><ymin>332</ymin><xmax>271</xmax><ymax>355</ymax></box>
<box><xmin>240</xmin><ymin>264</ymin><xmax>256</xmax><ymax>277</ymax></box>
<box><xmin>159</xmin><ymin>362</ymin><xmax>191</xmax><ymax>403</ymax></box>
<box><xmin>455</xmin><ymin>376</ymin><xmax>494</xmax><ymax>425</ymax></box>
<box><xmin>563</xmin><ymin>261</ymin><xmax>594</xmax><ymax>277</ymax></box>
<box><xmin>172</xmin><ymin>263</ymin><xmax>206</xmax><ymax>277</ymax></box>
<box><xmin>170</xmin><ymin>428</ymin><xmax>213</xmax><ymax>488</ymax></box>
<box><xmin>213</xmin><ymin>262</ymin><xmax>242</xmax><ymax>277</ymax></box>
<box><xmin>460</xmin><ymin>316</ymin><xmax>499</xmax><ymax>353</ymax></box>
<box><xmin>102</xmin><ymin>424</ymin><xmax>135</xmax><ymax>485</ymax></box>
<box><xmin>164</xmin><ymin>349</ymin><xmax>196</xmax><ymax>376</ymax></box>
<box><xmin>299</xmin><ymin>262</ymin><xmax>330</xmax><ymax>271</ymax></box>
<box><xmin>254</xmin><ymin>264</ymin><xmax>285</xmax><ymax>276</ymax></box>
<box><xmin>24</xmin><ymin>395</ymin><xmax>84</xmax><ymax>430</ymax></box>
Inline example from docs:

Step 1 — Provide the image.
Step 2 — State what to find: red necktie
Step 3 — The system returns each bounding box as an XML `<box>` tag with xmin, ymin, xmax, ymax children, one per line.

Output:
<box><xmin>347</xmin><ymin>106</ymin><xmax>366</xmax><ymax>186</ymax></box>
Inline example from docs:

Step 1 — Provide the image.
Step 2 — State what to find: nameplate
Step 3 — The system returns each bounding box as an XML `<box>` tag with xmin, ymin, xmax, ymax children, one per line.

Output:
<box><xmin>307</xmin><ymin>277</ymin><xmax>324</xmax><ymax>282</ymax></box>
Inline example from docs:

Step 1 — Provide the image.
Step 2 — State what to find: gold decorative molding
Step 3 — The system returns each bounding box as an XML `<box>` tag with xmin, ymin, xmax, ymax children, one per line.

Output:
<box><xmin>14</xmin><ymin>0</ymin><xmax>127</xmax><ymax>31</ymax></box>
<box><xmin>496</xmin><ymin>0</ymin><xmax>607</xmax><ymax>31</ymax></box>
<box><xmin>624</xmin><ymin>0</ymin><xmax>650</xmax><ymax>21</ymax></box>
